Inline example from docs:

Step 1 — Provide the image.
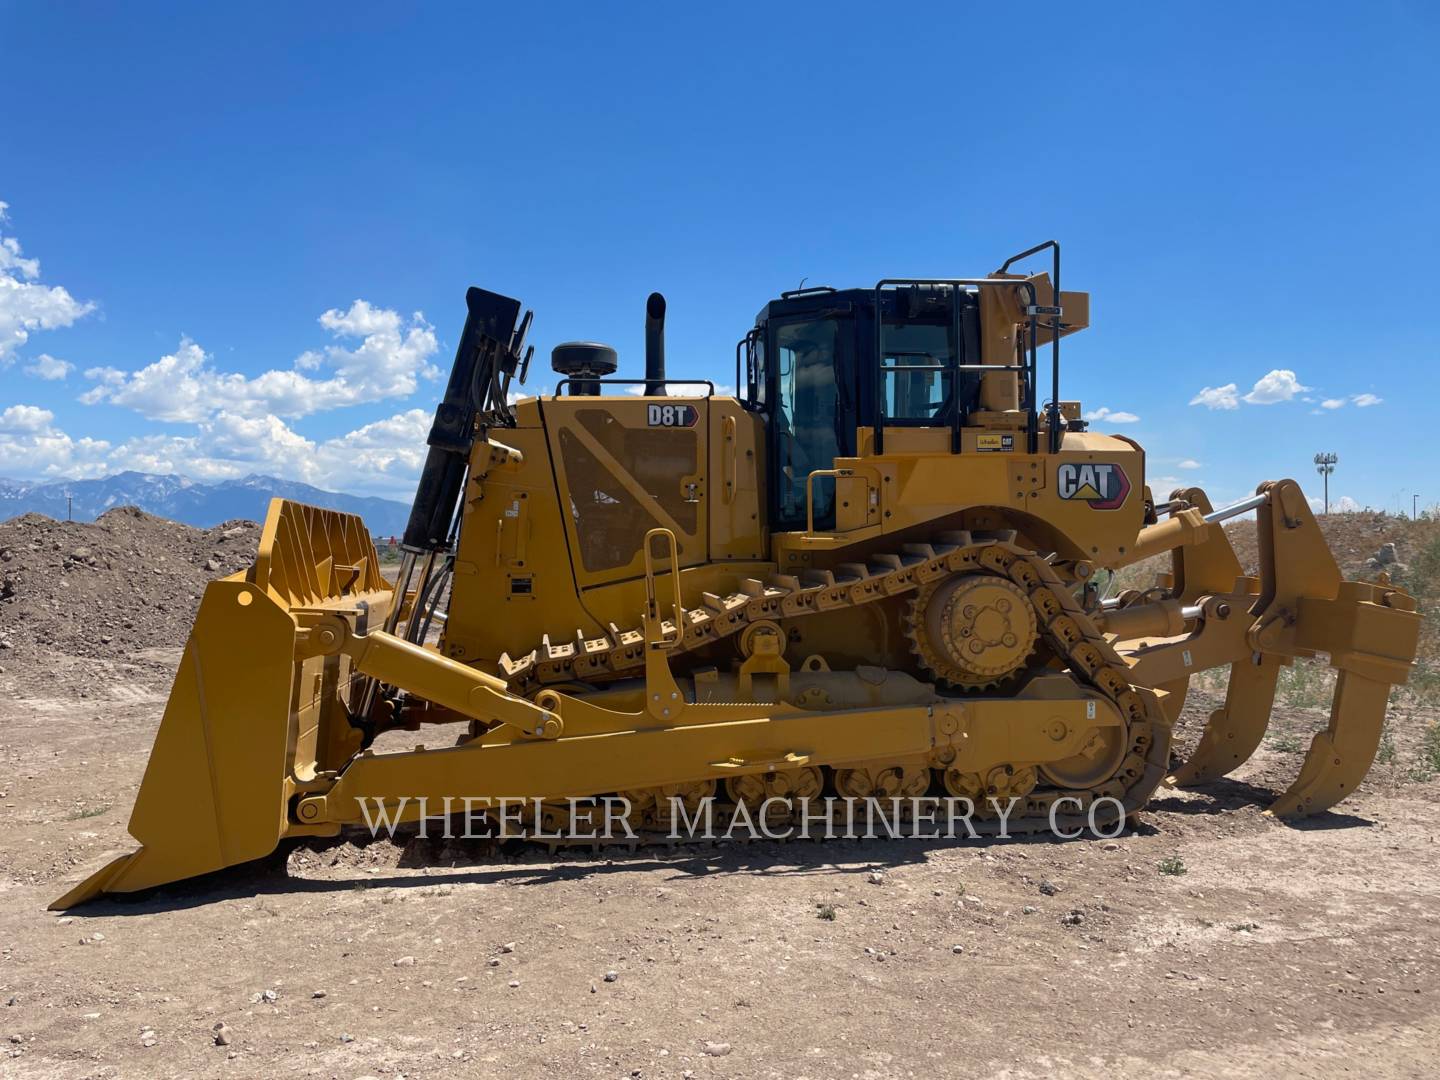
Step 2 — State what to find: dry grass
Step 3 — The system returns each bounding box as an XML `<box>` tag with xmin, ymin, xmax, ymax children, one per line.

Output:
<box><xmin>62</xmin><ymin>803</ymin><xmax>109</xmax><ymax>821</ymax></box>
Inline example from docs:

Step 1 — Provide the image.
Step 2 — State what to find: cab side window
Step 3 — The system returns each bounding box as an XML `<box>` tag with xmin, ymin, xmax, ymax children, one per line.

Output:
<box><xmin>881</xmin><ymin>317</ymin><xmax>954</xmax><ymax>421</ymax></box>
<box><xmin>774</xmin><ymin>318</ymin><xmax>841</xmax><ymax>525</ymax></box>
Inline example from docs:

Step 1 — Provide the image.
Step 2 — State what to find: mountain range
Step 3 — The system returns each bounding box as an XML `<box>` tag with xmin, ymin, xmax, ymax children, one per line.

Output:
<box><xmin>0</xmin><ymin>472</ymin><xmax>412</xmax><ymax>535</ymax></box>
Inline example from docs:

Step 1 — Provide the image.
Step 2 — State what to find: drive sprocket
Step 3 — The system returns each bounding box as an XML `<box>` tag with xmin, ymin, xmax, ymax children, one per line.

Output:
<box><xmin>904</xmin><ymin>572</ymin><xmax>1038</xmax><ymax>689</ymax></box>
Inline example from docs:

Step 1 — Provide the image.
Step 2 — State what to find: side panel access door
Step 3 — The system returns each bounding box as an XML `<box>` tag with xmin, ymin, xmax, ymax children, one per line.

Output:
<box><xmin>544</xmin><ymin>396</ymin><xmax>709</xmax><ymax>589</ymax></box>
<box><xmin>708</xmin><ymin>399</ymin><xmax>767</xmax><ymax>561</ymax></box>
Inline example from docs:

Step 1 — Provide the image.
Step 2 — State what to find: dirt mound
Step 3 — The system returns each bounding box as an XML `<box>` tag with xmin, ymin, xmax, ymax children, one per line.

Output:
<box><xmin>1114</xmin><ymin>510</ymin><xmax>1435</xmax><ymax>590</ymax></box>
<box><xmin>1222</xmin><ymin>510</ymin><xmax>1436</xmax><ymax>581</ymax></box>
<box><xmin>0</xmin><ymin>506</ymin><xmax>261</xmax><ymax>667</ymax></box>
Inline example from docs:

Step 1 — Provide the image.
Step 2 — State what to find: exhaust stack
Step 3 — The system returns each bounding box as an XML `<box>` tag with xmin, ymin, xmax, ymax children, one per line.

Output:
<box><xmin>644</xmin><ymin>291</ymin><xmax>666</xmax><ymax>395</ymax></box>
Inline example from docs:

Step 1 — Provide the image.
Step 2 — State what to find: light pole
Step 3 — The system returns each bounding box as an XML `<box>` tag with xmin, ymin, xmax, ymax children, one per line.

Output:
<box><xmin>1314</xmin><ymin>452</ymin><xmax>1337</xmax><ymax>515</ymax></box>
<box><xmin>1415</xmin><ymin>493</ymin><xmax>1420</xmax><ymax>520</ymax></box>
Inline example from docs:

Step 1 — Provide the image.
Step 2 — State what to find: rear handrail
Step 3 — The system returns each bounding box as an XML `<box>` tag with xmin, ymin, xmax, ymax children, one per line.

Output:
<box><xmin>998</xmin><ymin>240</ymin><xmax>1064</xmax><ymax>453</ymax></box>
<box><xmin>871</xmin><ymin>278</ymin><xmax>1040</xmax><ymax>455</ymax></box>
<box><xmin>553</xmin><ymin>378</ymin><xmax>716</xmax><ymax>396</ymax></box>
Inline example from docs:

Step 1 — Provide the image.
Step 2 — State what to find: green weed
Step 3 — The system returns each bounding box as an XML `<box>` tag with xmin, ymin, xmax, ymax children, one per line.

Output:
<box><xmin>1157</xmin><ymin>854</ymin><xmax>1187</xmax><ymax>876</ymax></box>
<box><xmin>1269</xmin><ymin>733</ymin><xmax>1304</xmax><ymax>754</ymax></box>
<box><xmin>1274</xmin><ymin>660</ymin><xmax>1333</xmax><ymax>710</ymax></box>
<box><xmin>1377</xmin><ymin>724</ymin><xmax>1397</xmax><ymax>765</ymax></box>
<box><xmin>1421</xmin><ymin>723</ymin><xmax>1440</xmax><ymax>773</ymax></box>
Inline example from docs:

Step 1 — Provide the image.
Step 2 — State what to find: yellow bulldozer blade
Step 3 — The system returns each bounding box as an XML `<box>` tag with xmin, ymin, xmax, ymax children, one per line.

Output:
<box><xmin>51</xmin><ymin>499</ymin><xmax>393</xmax><ymax>910</ymax></box>
<box><xmin>49</xmin><ymin>579</ymin><xmax>300</xmax><ymax>908</ymax></box>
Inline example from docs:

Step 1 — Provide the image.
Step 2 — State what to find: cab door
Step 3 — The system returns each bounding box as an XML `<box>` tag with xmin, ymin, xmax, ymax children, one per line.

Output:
<box><xmin>767</xmin><ymin>314</ymin><xmax>855</xmax><ymax>531</ymax></box>
<box><xmin>544</xmin><ymin>395</ymin><xmax>708</xmax><ymax>589</ymax></box>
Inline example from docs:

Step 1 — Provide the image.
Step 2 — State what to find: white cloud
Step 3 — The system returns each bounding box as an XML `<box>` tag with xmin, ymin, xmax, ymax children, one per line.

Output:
<box><xmin>1242</xmin><ymin>369</ymin><xmax>1308</xmax><ymax>405</ymax></box>
<box><xmin>0</xmin><ymin>431</ymin><xmax>112</xmax><ymax>479</ymax></box>
<box><xmin>0</xmin><ymin>201</ymin><xmax>95</xmax><ymax>363</ymax></box>
<box><xmin>1178</xmin><ymin>459</ymin><xmax>1202</xmax><ymax>470</ymax></box>
<box><xmin>82</xmin><ymin>364</ymin><xmax>126</xmax><ymax>386</ymax></box>
<box><xmin>317</xmin><ymin>299</ymin><xmax>402</xmax><ymax>339</ymax></box>
<box><xmin>318</xmin><ymin>408</ymin><xmax>430</xmax><ymax>454</ymax></box>
<box><xmin>0</xmin><ymin>404</ymin><xmax>111</xmax><ymax>479</ymax></box>
<box><xmin>1191</xmin><ymin>370</ymin><xmax>1314</xmax><ymax>409</ymax></box>
<box><xmin>0</xmin><ymin>407</ymin><xmax>433</xmax><ymax>500</ymax></box>
<box><xmin>1308</xmin><ymin>494</ymin><xmax>1362</xmax><ymax>514</ymax></box>
<box><xmin>22</xmin><ymin>295</ymin><xmax>443</xmax><ymax>500</ymax></box>
<box><xmin>1083</xmin><ymin>406</ymin><xmax>1140</xmax><ymax>424</ymax></box>
<box><xmin>80</xmin><ymin>339</ymin><xmax>211</xmax><ymax>420</ymax></box>
<box><xmin>1315</xmin><ymin>392</ymin><xmax>1382</xmax><ymax>414</ymax></box>
<box><xmin>310</xmin><ymin>409</ymin><xmax>431</xmax><ymax>495</ymax></box>
<box><xmin>0</xmin><ymin>214</ymin><xmax>439</xmax><ymax>499</ymax></box>
<box><xmin>210</xmin><ymin>411</ymin><xmax>315</xmax><ymax>462</ymax></box>
<box><xmin>1189</xmin><ymin>383</ymin><xmax>1239</xmax><ymax>410</ymax></box>
<box><xmin>0</xmin><ymin>403</ymin><xmax>56</xmax><ymax>432</ymax></box>
<box><xmin>23</xmin><ymin>352</ymin><xmax>73</xmax><ymax>380</ymax></box>
<box><xmin>79</xmin><ymin>365</ymin><xmax>125</xmax><ymax>403</ymax></box>
<box><xmin>101</xmin><ymin>432</ymin><xmax>205</xmax><ymax>478</ymax></box>
<box><xmin>80</xmin><ymin>301</ymin><xmax>439</xmax><ymax>422</ymax></box>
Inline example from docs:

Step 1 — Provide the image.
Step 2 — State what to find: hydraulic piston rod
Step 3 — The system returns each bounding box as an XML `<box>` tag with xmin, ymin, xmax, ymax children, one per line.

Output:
<box><xmin>1204</xmin><ymin>492</ymin><xmax>1269</xmax><ymax>524</ymax></box>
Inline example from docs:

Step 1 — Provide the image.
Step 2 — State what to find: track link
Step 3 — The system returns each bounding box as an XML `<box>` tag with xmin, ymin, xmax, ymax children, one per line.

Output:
<box><xmin>497</xmin><ymin>531</ymin><xmax>1002</xmax><ymax>693</ymax></box>
<box><xmin>495</xmin><ymin>534</ymin><xmax>1171</xmax><ymax>834</ymax></box>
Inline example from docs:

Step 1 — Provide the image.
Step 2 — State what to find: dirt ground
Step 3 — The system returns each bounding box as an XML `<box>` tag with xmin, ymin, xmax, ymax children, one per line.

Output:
<box><xmin>2</xmin><ymin>510</ymin><xmax>1439</xmax><ymax>1078</ymax></box>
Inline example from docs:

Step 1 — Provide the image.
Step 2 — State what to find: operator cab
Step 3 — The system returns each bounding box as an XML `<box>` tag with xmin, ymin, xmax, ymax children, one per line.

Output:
<box><xmin>741</xmin><ymin>284</ymin><xmax>986</xmax><ymax>531</ymax></box>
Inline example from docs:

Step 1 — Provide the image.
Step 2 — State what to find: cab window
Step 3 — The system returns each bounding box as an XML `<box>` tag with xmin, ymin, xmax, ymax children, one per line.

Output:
<box><xmin>881</xmin><ymin>317</ymin><xmax>954</xmax><ymax>422</ymax></box>
<box><xmin>774</xmin><ymin>318</ymin><xmax>841</xmax><ymax>526</ymax></box>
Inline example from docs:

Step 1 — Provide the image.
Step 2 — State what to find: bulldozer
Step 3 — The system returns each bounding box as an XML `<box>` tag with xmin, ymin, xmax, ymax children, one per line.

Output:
<box><xmin>53</xmin><ymin>241</ymin><xmax>1421</xmax><ymax>908</ymax></box>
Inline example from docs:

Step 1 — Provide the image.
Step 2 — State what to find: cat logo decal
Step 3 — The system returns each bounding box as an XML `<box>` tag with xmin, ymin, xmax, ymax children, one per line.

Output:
<box><xmin>1057</xmin><ymin>462</ymin><xmax>1130</xmax><ymax>510</ymax></box>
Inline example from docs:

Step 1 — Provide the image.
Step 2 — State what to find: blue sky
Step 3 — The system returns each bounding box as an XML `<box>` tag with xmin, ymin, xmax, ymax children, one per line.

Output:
<box><xmin>2</xmin><ymin>2</ymin><xmax>1436</xmax><ymax>509</ymax></box>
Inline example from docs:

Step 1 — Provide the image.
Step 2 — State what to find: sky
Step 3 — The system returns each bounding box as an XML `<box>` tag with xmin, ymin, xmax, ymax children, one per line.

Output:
<box><xmin>1</xmin><ymin>2</ymin><xmax>1437</xmax><ymax>511</ymax></box>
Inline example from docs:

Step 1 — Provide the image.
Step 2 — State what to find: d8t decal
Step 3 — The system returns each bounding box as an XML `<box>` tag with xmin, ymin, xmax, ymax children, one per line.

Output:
<box><xmin>647</xmin><ymin>403</ymin><xmax>699</xmax><ymax>428</ymax></box>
